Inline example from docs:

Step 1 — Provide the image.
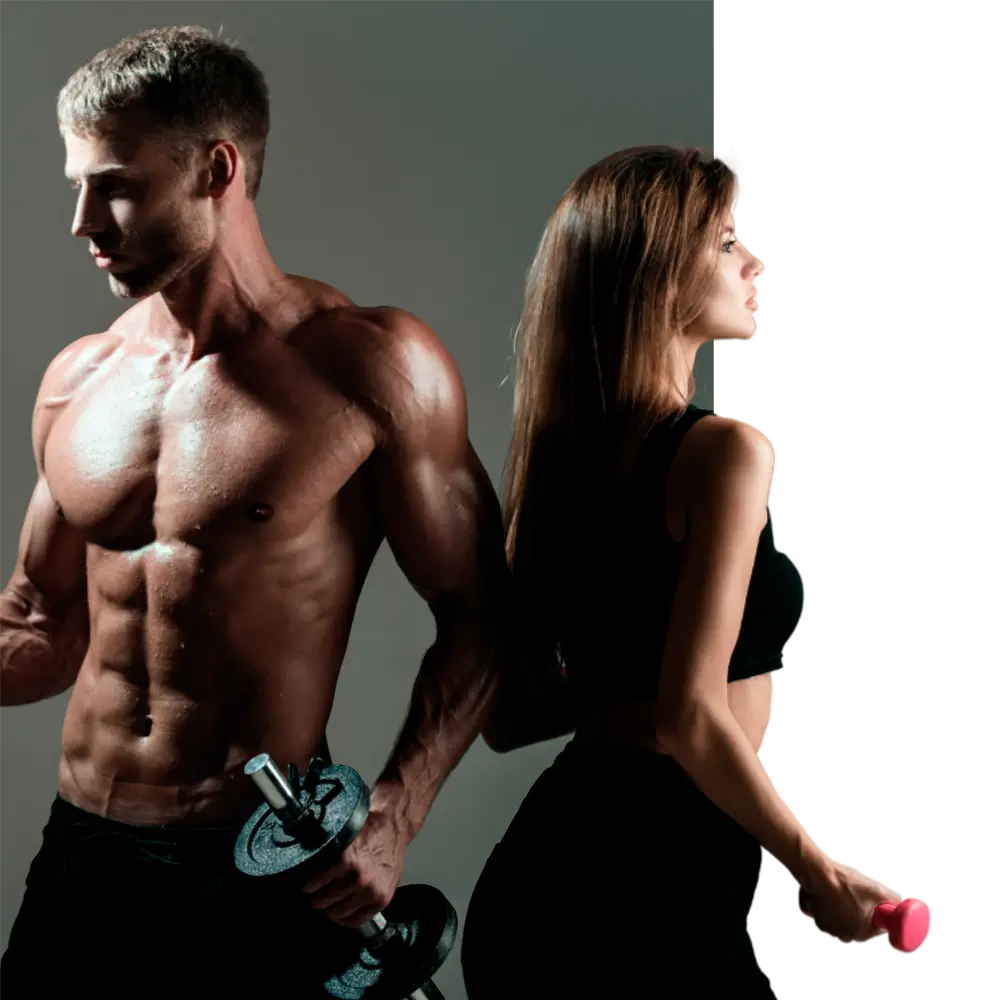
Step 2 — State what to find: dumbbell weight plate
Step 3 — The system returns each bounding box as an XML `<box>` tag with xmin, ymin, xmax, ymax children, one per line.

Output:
<box><xmin>235</xmin><ymin>763</ymin><xmax>369</xmax><ymax>883</ymax></box>
<box><xmin>317</xmin><ymin>884</ymin><xmax>458</xmax><ymax>1000</ymax></box>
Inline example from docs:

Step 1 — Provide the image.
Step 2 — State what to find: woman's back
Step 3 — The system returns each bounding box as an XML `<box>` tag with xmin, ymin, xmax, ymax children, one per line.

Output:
<box><xmin>522</xmin><ymin>405</ymin><xmax>803</xmax><ymax>708</ymax></box>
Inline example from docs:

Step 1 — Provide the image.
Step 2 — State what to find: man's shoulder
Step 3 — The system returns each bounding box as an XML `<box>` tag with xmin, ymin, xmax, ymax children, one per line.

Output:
<box><xmin>38</xmin><ymin>330</ymin><xmax>123</xmax><ymax>401</ymax></box>
<box><xmin>325</xmin><ymin>302</ymin><xmax>454</xmax><ymax>366</ymax></box>
<box><xmin>306</xmin><ymin>300</ymin><xmax>465</xmax><ymax>426</ymax></box>
<box><xmin>290</xmin><ymin>274</ymin><xmax>444</xmax><ymax>350</ymax></box>
<box><xmin>31</xmin><ymin>329</ymin><xmax>123</xmax><ymax>466</ymax></box>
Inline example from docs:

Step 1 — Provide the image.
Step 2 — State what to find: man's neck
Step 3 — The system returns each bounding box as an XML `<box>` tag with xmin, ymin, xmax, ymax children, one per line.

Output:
<box><xmin>152</xmin><ymin>214</ymin><xmax>290</xmax><ymax>359</ymax></box>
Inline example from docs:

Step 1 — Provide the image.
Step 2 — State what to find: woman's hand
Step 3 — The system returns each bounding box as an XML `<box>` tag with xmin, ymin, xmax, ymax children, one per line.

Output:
<box><xmin>799</xmin><ymin>861</ymin><xmax>902</xmax><ymax>942</ymax></box>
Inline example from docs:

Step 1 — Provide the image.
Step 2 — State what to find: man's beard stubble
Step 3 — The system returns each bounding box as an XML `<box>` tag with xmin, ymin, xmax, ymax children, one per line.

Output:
<box><xmin>107</xmin><ymin>241</ymin><xmax>204</xmax><ymax>300</ymax></box>
<box><xmin>105</xmin><ymin>214</ymin><xmax>210</xmax><ymax>300</ymax></box>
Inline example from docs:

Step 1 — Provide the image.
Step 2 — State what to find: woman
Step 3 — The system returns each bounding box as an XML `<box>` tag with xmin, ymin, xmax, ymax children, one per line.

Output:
<box><xmin>462</xmin><ymin>146</ymin><xmax>899</xmax><ymax>998</ymax></box>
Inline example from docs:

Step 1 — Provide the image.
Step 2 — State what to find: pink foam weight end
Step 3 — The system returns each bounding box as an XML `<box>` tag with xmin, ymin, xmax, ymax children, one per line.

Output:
<box><xmin>873</xmin><ymin>898</ymin><xmax>930</xmax><ymax>952</ymax></box>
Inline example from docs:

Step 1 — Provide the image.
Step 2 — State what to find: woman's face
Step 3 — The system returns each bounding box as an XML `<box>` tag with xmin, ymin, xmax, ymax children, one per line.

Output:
<box><xmin>686</xmin><ymin>211</ymin><xmax>764</xmax><ymax>342</ymax></box>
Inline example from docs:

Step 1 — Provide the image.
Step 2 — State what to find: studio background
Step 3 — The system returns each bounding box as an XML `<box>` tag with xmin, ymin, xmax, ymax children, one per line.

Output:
<box><xmin>0</xmin><ymin>4</ymin><xmax>713</xmax><ymax>997</ymax></box>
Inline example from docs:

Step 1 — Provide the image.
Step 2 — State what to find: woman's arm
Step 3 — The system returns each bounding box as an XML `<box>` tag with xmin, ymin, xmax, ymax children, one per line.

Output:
<box><xmin>655</xmin><ymin>418</ymin><xmax>832</xmax><ymax>891</ymax></box>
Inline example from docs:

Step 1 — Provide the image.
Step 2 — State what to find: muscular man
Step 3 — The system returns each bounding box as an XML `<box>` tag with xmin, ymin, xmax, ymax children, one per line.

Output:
<box><xmin>0</xmin><ymin>26</ymin><xmax>508</xmax><ymax>995</ymax></box>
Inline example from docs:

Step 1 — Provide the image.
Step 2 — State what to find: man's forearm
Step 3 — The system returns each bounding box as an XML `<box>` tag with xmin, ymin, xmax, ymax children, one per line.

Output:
<box><xmin>0</xmin><ymin>589</ymin><xmax>86</xmax><ymax>705</ymax></box>
<box><xmin>371</xmin><ymin>611</ymin><xmax>501</xmax><ymax>840</ymax></box>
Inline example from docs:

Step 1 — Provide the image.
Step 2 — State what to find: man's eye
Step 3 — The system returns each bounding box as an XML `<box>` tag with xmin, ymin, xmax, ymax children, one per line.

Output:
<box><xmin>69</xmin><ymin>180</ymin><xmax>125</xmax><ymax>197</ymax></box>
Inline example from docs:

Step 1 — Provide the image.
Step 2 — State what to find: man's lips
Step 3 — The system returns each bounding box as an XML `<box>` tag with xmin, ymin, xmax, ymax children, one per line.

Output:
<box><xmin>91</xmin><ymin>248</ymin><xmax>121</xmax><ymax>269</ymax></box>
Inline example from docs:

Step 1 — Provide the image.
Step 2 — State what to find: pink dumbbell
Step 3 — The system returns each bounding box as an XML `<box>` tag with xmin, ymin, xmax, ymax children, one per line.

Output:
<box><xmin>793</xmin><ymin>889</ymin><xmax>931</xmax><ymax>952</ymax></box>
<box><xmin>872</xmin><ymin>898</ymin><xmax>930</xmax><ymax>953</ymax></box>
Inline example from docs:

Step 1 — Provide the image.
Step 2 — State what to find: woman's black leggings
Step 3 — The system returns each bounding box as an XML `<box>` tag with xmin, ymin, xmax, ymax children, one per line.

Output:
<box><xmin>461</xmin><ymin>739</ymin><xmax>778</xmax><ymax>999</ymax></box>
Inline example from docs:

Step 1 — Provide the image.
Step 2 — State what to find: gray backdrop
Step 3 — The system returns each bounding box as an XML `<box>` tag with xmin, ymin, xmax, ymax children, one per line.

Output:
<box><xmin>0</xmin><ymin>2</ymin><xmax>713</xmax><ymax>994</ymax></box>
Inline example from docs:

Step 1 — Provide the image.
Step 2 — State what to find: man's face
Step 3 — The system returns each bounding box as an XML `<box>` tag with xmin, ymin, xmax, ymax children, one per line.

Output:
<box><xmin>63</xmin><ymin>115</ymin><xmax>213</xmax><ymax>299</ymax></box>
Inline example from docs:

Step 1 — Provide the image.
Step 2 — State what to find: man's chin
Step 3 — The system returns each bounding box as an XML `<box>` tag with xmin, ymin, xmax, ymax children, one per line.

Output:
<box><xmin>108</xmin><ymin>274</ymin><xmax>161</xmax><ymax>300</ymax></box>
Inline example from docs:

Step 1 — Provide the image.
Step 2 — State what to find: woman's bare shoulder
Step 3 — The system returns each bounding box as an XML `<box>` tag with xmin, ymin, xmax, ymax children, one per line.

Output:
<box><xmin>670</xmin><ymin>413</ymin><xmax>774</xmax><ymax>512</ymax></box>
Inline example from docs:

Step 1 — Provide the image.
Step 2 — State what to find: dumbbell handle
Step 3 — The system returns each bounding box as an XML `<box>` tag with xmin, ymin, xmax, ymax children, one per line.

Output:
<box><xmin>245</xmin><ymin>754</ymin><xmax>308</xmax><ymax>821</ymax></box>
<box><xmin>245</xmin><ymin>754</ymin><xmax>442</xmax><ymax>1000</ymax></box>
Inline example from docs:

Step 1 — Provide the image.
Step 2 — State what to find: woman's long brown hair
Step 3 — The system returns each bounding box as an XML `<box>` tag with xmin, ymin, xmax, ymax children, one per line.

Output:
<box><xmin>502</xmin><ymin>145</ymin><xmax>736</xmax><ymax>661</ymax></box>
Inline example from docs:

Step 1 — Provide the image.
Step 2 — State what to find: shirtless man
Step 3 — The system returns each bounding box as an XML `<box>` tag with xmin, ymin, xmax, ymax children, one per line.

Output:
<box><xmin>0</xmin><ymin>26</ymin><xmax>508</xmax><ymax>996</ymax></box>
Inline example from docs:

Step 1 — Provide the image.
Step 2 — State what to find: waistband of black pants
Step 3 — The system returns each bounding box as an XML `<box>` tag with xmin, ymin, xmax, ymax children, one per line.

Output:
<box><xmin>46</xmin><ymin>794</ymin><xmax>247</xmax><ymax>848</ymax></box>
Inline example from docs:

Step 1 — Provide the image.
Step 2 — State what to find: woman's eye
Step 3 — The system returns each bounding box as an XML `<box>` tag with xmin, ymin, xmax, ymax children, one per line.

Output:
<box><xmin>722</xmin><ymin>239</ymin><xmax>737</xmax><ymax>253</ymax></box>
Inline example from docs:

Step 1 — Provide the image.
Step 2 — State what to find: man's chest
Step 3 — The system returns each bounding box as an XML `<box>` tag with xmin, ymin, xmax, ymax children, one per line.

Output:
<box><xmin>43</xmin><ymin>350</ymin><xmax>375</xmax><ymax>548</ymax></box>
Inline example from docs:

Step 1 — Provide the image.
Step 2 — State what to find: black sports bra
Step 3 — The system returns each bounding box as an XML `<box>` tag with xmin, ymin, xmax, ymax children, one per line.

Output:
<box><xmin>562</xmin><ymin>405</ymin><xmax>804</xmax><ymax>704</ymax></box>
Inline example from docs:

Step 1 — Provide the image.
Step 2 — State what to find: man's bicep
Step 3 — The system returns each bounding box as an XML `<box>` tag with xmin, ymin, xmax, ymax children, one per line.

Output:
<box><xmin>372</xmin><ymin>435</ymin><xmax>505</xmax><ymax>612</ymax></box>
<box><xmin>358</xmin><ymin>310</ymin><xmax>507</xmax><ymax>613</ymax></box>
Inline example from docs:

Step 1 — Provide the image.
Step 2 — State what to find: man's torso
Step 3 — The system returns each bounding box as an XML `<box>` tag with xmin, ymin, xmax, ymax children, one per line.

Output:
<box><xmin>43</xmin><ymin>277</ymin><xmax>400</xmax><ymax>825</ymax></box>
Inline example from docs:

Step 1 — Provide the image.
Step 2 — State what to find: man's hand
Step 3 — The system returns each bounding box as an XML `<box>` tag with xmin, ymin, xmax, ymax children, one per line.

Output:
<box><xmin>301</xmin><ymin>807</ymin><xmax>409</xmax><ymax>927</ymax></box>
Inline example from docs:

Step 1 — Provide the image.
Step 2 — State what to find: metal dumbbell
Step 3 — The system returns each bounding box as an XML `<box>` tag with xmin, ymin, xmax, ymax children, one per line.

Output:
<box><xmin>234</xmin><ymin>753</ymin><xmax>457</xmax><ymax>999</ymax></box>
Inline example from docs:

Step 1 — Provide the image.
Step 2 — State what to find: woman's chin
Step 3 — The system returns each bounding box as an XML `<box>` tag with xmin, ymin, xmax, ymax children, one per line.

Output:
<box><xmin>712</xmin><ymin>330</ymin><xmax>758</xmax><ymax>347</ymax></box>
